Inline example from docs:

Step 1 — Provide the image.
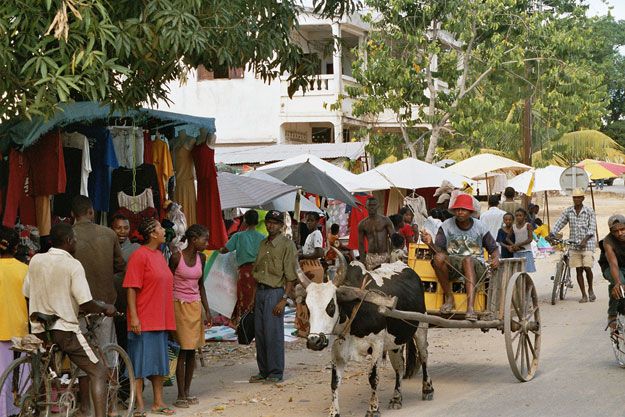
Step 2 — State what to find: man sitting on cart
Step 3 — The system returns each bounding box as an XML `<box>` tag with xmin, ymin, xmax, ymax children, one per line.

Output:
<box><xmin>421</xmin><ymin>194</ymin><xmax>500</xmax><ymax>322</ymax></box>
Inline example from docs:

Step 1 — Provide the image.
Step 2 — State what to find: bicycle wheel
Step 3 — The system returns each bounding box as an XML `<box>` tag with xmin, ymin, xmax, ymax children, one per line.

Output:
<box><xmin>0</xmin><ymin>355</ymin><xmax>51</xmax><ymax>417</ymax></box>
<box><xmin>551</xmin><ymin>260</ymin><xmax>564</xmax><ymax>305</ymax></box>
<box><xmin>610</xmin><ymin>314</ymin><xmax>625</xmax><ymax>368</ymax></box>
<box><xmin>102</xmin><ymin>344</ymin><xmax>136</xmax><ymax>417</ymax></box>
<box><xmin>559</xmin><ymin>264</ymin><xmax>571</xmax><ymax>301</ymax></box>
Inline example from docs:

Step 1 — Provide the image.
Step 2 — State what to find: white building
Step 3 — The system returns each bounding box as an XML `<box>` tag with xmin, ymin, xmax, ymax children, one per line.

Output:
<box><xmin>159</xmin><ymin>8</ymin><xmax>405</xmax><ymax>158</ymax></box>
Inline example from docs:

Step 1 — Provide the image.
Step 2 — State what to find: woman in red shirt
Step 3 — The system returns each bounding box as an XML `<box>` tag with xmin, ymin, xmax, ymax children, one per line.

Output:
<box><xmin>124</xmin><ymin>218</ymin><xmax>176</xmax><ymax>416</ymax></box>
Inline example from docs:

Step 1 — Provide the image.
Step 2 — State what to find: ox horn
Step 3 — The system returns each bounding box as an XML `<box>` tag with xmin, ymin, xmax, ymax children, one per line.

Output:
<box><xmin>296</xmin><ymin>262</ymin><xmax>312</xmax><ymax>288</ymax></box>
<box><xmin>330</xmin><ymin>246</ymin><xmax>347</xmax><ymax>287</ymax></box>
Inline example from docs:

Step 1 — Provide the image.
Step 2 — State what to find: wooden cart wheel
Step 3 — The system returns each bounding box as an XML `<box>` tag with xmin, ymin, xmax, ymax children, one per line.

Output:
<box><xmin>504</xmin><ymin>272</ymin><xmax>541</xmax><ymax>382</ymax></box>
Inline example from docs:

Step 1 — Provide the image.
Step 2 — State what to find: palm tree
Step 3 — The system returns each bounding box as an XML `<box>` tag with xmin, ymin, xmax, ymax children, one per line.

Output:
<box><xmin>532</xmin><ymin>130</ymin><xmax>625</xmax><ymax>167</ymax></box>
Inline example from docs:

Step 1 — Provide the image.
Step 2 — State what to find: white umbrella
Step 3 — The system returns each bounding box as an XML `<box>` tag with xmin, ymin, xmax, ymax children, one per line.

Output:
<box><xmin>243</xmin><ymin>171</ymin><xmax>322</xmax><ymax>213</ymax></box>
<box><xmin>446</xmin><ymin>153</ymin><xmax>531</xmax><ymax>180</ymax></box>
<box><xmin>353</xmin><ymin>157</ymin><xmax>469</xmax><ymax>191</ymax></box>
<box><xmin>507</xmin><ymin>165</ymin><xmax>565</xmax><ymax>194</ymax></box>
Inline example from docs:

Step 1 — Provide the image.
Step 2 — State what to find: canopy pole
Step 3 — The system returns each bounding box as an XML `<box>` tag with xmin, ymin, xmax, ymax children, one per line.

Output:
<box><xmin>485</xmin><ymin>172</ymin><xmax>490</xmax><ymax>197</ymax></box>
<box><xmin>589</xmin><ymin>183</ymin><xmax>599</xmax><ymax>242</ymax></box>
<box><xmin>544</xmin><ymin>191</ymin><xmax>550</xmax><ymax>230</ymax></box>
<box><xmin>293</xmin><ymin>190</ymin><xmax>302</xmax><ymax>244</ymax></box>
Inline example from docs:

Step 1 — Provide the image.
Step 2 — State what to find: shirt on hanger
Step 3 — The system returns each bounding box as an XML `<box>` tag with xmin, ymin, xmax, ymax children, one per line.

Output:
<box><xmin>152</xmin><ymin>138</ymin><xmax>174</xmax><ymax>206</ymax></box>
<box><xmin>26</xmin><ymin>130</ymin><xmax>66</xmax><ymax>196</ymax></box>
<box><xmin>109</xmin><ymin>163</ymin><xmax>161</xmax><ymax>215</ymax></box>
<box><xmin>61</xmin><ymin>132</ymin><xmax>92</xmax><ymax>196</ymax></box>
<box><xmin>52</xmin><ymin>147</ymin><xmax>82</xmax><ymax>217</ymax></box>
<box><xmin>76</xmin><ymin>126</ymin><xmax>119</xmax><ymax>212</ymax></box>
<box><xmin>110</xmin><ymin>126</ymin><xmax>144</xmax><ymax>168</ymax></box>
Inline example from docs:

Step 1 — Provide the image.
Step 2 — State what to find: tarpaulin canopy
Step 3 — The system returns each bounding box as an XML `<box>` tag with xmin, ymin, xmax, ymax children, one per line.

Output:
<box><xmin>0</xmin><ymin>101</ymin><xmax>216</xmax><ymax>149</ymax></box>
<box><xmin>217</xmin><ymin>172</ymin><xmax>299</xmax><ymax>210</ymax></box>
<box><xmin>507</xmin><ymin>165</ymin><xmax>566</xmax><ymax>194</ymax></box>
<box><xmin>243</xmin><ymin>171</ymin><xmax>322</xmax><ymax>213</ymax></box>
<box><xmin>445</xmin><ymin>153</ymin><xmax>531</xmax><ymax>180</ymax></box>
<box><xmin>353</xmin><ymin>157</ymin><xmax>468</xmax><ymax>191</ymax></box>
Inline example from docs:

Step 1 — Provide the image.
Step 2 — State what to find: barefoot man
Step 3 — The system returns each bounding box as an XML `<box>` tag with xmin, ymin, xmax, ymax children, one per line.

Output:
<box><xmin>358</xmin><ymin>197</ymin><xmax>395</xmax><ymax>270</ymax></box>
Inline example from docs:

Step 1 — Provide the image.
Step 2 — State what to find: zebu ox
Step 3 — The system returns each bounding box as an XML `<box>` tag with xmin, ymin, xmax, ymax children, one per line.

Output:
<box><xmin>298</xmin><ymin>249</ymin><xmax>433</xmax><ymax>417</ymax></box>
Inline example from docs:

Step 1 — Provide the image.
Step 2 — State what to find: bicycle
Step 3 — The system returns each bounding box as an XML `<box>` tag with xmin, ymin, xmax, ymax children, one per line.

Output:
<box><xmin>608</xmin><ymin>287</ymin><xmax>625</xmax><ymax>368</ymax></box>
<box><xmin>549</xmin><ymin>238</ymin><xmax>577</xmax><ymax>305</ymax></box>
<box><xmin>0</xmin><ymin>312</ymin><xmax>136</xmax><ymax>417</ymax></box>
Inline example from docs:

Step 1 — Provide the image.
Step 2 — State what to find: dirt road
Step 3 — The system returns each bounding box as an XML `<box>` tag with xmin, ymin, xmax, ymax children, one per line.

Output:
<box><xmin>147</xmin><ymin>195</ymin><xmax>624</xmax><ymax>417</ymax></box>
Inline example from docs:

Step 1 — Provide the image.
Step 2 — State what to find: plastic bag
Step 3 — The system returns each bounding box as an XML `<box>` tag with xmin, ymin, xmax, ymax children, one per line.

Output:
<box><xmin>204</xmin><ymin>252</ymin><xmax>238</xmax><ymax>318</ymax></box>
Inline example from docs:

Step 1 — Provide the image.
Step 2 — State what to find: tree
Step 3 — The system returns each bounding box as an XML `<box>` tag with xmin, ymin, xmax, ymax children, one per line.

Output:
<box><xmin>531</xmin><ymin>130</ymin><xmax>625</xmax><ymax>166</ymax></box>
<box><xmin>0</xmin><ymin>0</ymin><xmax>357</xmax><ymax>122</ymax></box>
<box><xmin>348</xmin><ymin>0</ymin><xmax>608</xmax><ymax>163</ymax></box>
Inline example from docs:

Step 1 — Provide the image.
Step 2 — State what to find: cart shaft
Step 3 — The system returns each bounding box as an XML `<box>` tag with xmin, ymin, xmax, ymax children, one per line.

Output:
<box><xmin>379</xmin><ymin>306</ymin><xmax>503</xmax><ymax>329</ymax></box>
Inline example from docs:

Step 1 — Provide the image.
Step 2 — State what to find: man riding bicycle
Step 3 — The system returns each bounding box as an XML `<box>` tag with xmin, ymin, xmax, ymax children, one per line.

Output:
<box><xmin>22</xmin><ymin>223</ymin><xmax>117</xmax><ymax>417</ymax></box>
<box><xmin>598</xmin><ymin>215</ymin><xmax>625</xmax><ymax>331</ymax></box>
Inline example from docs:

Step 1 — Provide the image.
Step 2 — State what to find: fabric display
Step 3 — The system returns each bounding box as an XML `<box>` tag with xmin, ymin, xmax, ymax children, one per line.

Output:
<box><xmin>109</xmin><ymin>164</ymin><xmax>161</xmax><ymax>215</ymax></box>
<box><xmin>76</xmin><ymin>126</ymin><xmax>119</xmax><ymax>212</ymax></box>
<box><xmin>326</xmin><ymin>200</ymin><xmax>349</xmax><ymax>237</ymax></box>
<box><xmin>192</xmin><ymin>144</ymin><xmax>227</xmax><ymax>249</ymax></box>
<box><xmin>0</xmin><ymin>120</ymin><xmax>224</xmax><ymax>251</ymax></box>
<box><xmin>109</xmin><ymin>126</ymin><xmax>144</xmax><ymax>168</ymax></box>
<box><xmin>173</xmin><ymin>145</ymin><xmax>197</xmax><ymax>226</ymax></box>
<box><xmin>404</xmin><ymin>195</ymin><xmax>428</xmax><ymax>229</ymax></box>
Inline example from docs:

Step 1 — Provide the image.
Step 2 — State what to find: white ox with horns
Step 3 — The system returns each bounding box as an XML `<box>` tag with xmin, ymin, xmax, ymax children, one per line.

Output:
<box><xmin>297</xmin><ymin>248</ymin><xmax>433</xmax><ymax>417</ymax></box>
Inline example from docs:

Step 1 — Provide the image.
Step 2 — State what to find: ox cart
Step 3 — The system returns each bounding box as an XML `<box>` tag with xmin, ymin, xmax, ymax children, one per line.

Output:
<box><xmin>374</xmin><ymin>244</ymin><xmax>540</xmax><ymax>382</ymax></box>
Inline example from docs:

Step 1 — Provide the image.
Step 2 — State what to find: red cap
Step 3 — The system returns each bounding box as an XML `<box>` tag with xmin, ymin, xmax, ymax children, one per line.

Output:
<box><xmin>450</xmin><ymin>194</ymin><xmax>474</xmax><ymax>211</ymax></box>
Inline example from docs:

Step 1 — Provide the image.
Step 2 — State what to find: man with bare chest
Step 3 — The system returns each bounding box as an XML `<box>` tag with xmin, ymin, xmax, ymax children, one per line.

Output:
<box><xmin>358</xmin><ymin>197</ymin><xmax>395</xmax><ymax>270</ymax></box>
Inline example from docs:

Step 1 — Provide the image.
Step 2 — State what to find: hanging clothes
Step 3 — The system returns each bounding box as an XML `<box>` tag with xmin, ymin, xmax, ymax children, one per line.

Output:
<box><xmin>26</xmin><ymin>130</ymin><xmax>66</xmax><ymax>197</ymax></box>
<box><xmin>173</xmin><ymin>145</ymin><xmax>197</xmax><ymax>226</ymax></box>
<box><xmin>192</xmin><ymin>144</ymin><xmax>227</xmax><ymax>249</ymax></box>
<box><xmin>152</xmin><ymin>137</ymin><xmax>174</xmax><ymax>210</ymax></box>
<box><xmin>347</xmin><ymin>194</ymin><xmax>370</xmax><ymax>251</ymax></box>
<box><xmin>117</xmin><ymin>189</ymin><xmax>155</xmax><ymax>213</ymax></box>
<box><xmin>143</xmin><ymin>131</ymin><xmax>154</xmax><ymax>164</ymax></box>
<box><xmin>76</xmin><ymin>126</ymin><xmax>119</xmax><ymax>212</ymax></box>
<box><xmin>61</xmin><ymin>132</ymin><xmax>92</xmax><ymax>196</ymax></box>
<box><xmin>109</xmin><ymin>126</ymin><xmax>144</xmax><ymax>168</ymax></box>
<box><xmin>109</xmin><ymin>163</ymin><xmax>161</xmax><ymax>215</ymax></box>
<box><xmin>2</xmin><ymin>148</ymin><xmax>36</xmax><ymax>227</ymax></box>
<box><xmin>53</xmin><ymin>147</ymin><xmax>83</xmax><ymax>217</ymax></box>
<box><xmin>403</xmin><ymin>195</ymin><xmax>428</xmax><ymax>230</ymax></box>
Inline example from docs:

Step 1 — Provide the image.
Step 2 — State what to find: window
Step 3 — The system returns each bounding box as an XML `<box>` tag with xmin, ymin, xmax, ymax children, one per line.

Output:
<box><xmin>312</xmin><ymin>127</ymin><xmax>332</xmax><ymax>143</ymax></box>
<box><xmin>197</xmin><ymin>64</ymin><xmax>244</xmax><ymax>81</ymax></box>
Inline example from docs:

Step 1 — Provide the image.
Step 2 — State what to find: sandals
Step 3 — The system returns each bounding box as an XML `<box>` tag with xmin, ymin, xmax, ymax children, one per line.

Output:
<box><xmin>465</xmin><ymin>312</ymin><xmax>478</xmax><ymax>322</ymax></box>
<box><xmin>151</xmin><ymin>407</ymin><xmax>175</xmax><ymax>415</ymax></box>
<box><xmin>133</xmin><ymin>411</ymin><xmax>147</xmax><ymax>417</ymax></box>
<box><xmin>249</xmin><ymin>374</ymin><xmax>266</xmax><ymax>383</ymax></box>
<box><xmin>173</xmin><ymin>399</ymin><xmax>189</xmax><ymax>409</ymax></box>
<box><xmin>186</xmin><ymin>397</ymin><xmax>199</xmax><ymax>405</ymax></box>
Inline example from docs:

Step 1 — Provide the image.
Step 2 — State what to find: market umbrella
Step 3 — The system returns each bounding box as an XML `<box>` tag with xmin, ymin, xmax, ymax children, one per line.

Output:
<box><xmin>353</xmin><ymin>157</ymin><xmax>469</xmax><ymax>191</ymax></box>
<box><xmin>243</xmin><ymin>171</ymin><xmax>322</xmax><ymax>213</ymax></box>
<box><xmin>445</xmin><ymin>153</ymin><xmax>531</xmax><ymax>180</ymax></box>
<box><xmin>217</xmin><ymin>172</ymin><xmax>299</xmax><ymax>210</ymax></box>
<box><xmin>258</xmin><ymin>159</ymin><xmax>358</xmax><ymax>206</ymax></box>
<box><xmin>582</xmin><ymin>162</ymin><xmax>618</xmax><ymax>180</ymax></box>
<box><xmin>507</xmin><ymin>165</ymin><xmax>566</xmax><ymax>194</ymax></box>
<box><xmin>257</xmin><ymin>154</ymin><xmax>364</xmax><ymax>193</ymax></box>
<box><xmin>576</xmin><ymin>159</ymin><xmax>625</xmax><ymax>178</ymax></box>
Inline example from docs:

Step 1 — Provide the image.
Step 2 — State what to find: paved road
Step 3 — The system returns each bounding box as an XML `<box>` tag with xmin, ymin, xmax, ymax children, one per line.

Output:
<box><xmin>155</xmin><ymin>256</ymin><xmax>622</xmax><ymax>417</ymax></box>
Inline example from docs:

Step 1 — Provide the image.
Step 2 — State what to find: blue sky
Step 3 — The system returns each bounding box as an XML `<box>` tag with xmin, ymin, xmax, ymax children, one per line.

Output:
<box><xmin>585</xmin><ymin>0</ymin><xmax>625</xmax><ymax>20</ymax></box>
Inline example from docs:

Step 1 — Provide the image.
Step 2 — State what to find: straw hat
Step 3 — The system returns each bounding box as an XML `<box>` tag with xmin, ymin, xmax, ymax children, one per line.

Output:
<box><xmin>571</xmin><ymin>188</ymin><xmax>585</xmax><ymax>197</ymax></box>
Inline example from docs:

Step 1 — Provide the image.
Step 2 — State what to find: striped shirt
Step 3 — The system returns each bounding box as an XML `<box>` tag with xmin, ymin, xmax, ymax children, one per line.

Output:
<box><xmin>551</xmin><ymin>205</ymin><xmax>597</xmax><ymax>251</ymax></box>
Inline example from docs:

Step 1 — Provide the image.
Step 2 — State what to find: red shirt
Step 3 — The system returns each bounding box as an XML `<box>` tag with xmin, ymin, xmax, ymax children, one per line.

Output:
<box><xmin>123</xmin><ymin>246</ymin><xmax>175</xmax><ymax>331</ymax></box>
<box><xmin>399</xmin><ymin>224</ymin><xmax>415</xmax><ymax>241</ymax></box>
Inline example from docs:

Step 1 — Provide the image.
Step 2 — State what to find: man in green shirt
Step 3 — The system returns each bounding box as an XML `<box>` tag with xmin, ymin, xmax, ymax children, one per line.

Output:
<box><xmin>249</xmin><ymin>210</ymin><xmax>298</xmax><ymax>383</ymax></box>
<box><xmin>219</xmin><ymin>210</ymin><xmax>266</xmax><ymax>325</ymax></box>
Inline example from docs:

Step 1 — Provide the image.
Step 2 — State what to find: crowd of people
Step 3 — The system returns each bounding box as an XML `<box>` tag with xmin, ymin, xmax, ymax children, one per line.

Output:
<box><xmin>2</xmin><ymin>184</ymin><xmax>625</xmax><ymax>417</ymax></box>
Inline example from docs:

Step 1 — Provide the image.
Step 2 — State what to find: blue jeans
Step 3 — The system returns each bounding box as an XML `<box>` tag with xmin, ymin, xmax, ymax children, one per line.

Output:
<box><xmin>254</xmin><ymin>286</ymin><xmax>285</xmax><ymax>379</ymax></box>
<box><xmin>602</xmin><ymin>267</ymin><xmax>625</xmax><ymax>316</ymax></box>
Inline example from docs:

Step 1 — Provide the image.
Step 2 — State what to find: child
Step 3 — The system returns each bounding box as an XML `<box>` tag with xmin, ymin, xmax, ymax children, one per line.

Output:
<box><xmin>496</xmin><ymin>212</ymin><xmax>516</xmax><ymax>259</ymax></box>
<box><xmin>389</xmin><ymin>233</ymin><xmax>407</xmax><ymax>263</ymax></box>
<box><xmin>326</xmin><ymin>223</ymin><xmax>340</xmax><ymax>263</ymax></box>
<box><xmin>511</xmin><ymin>208</ymin><xmax>536</xmax><ymax>272</ymax></box>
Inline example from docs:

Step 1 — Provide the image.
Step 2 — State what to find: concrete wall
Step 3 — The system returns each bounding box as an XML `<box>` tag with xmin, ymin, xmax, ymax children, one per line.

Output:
<box><xmin>157</xmin><ymin>69</ymin><xmax>281</xmax><ymax>145</ymax></box>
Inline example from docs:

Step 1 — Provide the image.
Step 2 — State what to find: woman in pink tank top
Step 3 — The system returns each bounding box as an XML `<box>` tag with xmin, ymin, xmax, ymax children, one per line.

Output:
<box><xmin>169</xmin><ymin>224</ymin><xmax>211</xmax><ymax>408</ymax></box>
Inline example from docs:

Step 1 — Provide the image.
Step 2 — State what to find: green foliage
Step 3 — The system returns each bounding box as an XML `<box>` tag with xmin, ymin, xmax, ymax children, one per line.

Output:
<box><xmin>0</xmin><ymin>0</ymin><xmax>355</xmax><ymax>121</ymax></box>
<box><xmin>532</xmin><ymin>130</ymin><xmax>625</xmax><ymax>166</ymax></box>
<box><xmin>602</xmin><ymin>120</ymin><xmax>625</xmax><ymax>148</ymax></box>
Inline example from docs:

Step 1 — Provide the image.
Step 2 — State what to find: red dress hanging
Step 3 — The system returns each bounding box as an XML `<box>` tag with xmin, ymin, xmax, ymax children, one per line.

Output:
<box><xmin>192</xmin><ymin>144</ymin><xmax>227</xmax><ymax>249</ymax></box>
